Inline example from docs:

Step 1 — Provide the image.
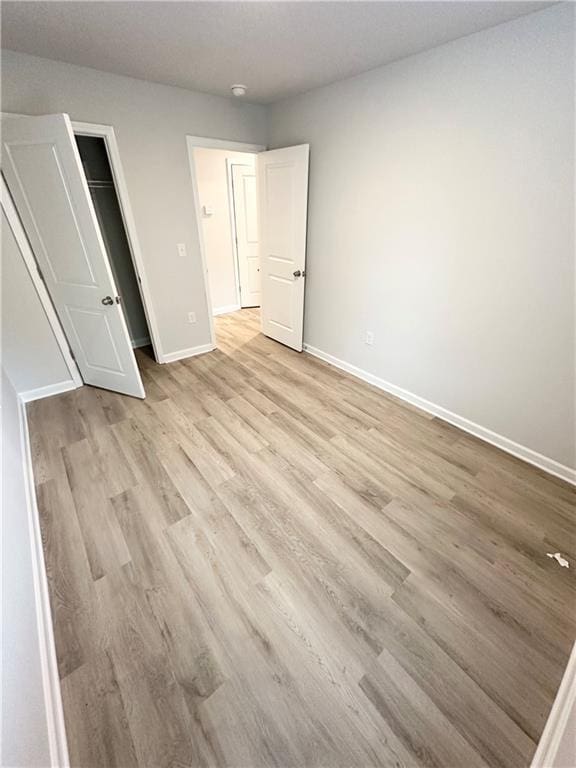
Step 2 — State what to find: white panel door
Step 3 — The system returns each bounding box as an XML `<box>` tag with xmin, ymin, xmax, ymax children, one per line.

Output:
<box><xmin>231</xmin><ymin>163</ymin><xmax>260</xmax><ymax>308</ymax></box>
<box><xmin>2</xmin><ymin>114</ymin><xmax>145</xmax><ymax>398</ymax></box>
<box><xmin>257</xmin><ymin>144</ymin><xmax>309</xmax><ymax>351</ymax></box>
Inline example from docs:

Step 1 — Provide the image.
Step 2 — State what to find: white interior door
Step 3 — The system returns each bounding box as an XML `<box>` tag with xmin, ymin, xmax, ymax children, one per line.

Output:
<box><xmin>257</xmin><ymin>144</ymin><xmax>309</xmax><ymax>351</ymax></box>
<box><xmin>2</xmin><ymin>114</ymin><xmax>145</xmax><ymax>398</ymax></box>
<box><xmin>230</xmin><ymin>163</ymin><xmax>260</xmax><ymax>308</ymax></box>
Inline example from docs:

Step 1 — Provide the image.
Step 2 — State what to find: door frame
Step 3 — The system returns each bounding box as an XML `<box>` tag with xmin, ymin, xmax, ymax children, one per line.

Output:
<box><xmin>72</xmin><ymin>121</ymin><xmax>162</xmax><ymax>362</ymax></box>
<box><xmin>186</xmin><ymin>136</ymin><xmax>265</xmax><ymax>348</ymax></box>
<box><xmin>1</xmin><ymin>175</ymin><xmax>84</xmax><ymax>389</ymax></box>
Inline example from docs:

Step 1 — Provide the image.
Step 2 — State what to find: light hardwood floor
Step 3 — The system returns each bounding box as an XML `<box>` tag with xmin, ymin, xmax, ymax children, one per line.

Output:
<box><xmin>29</xmin><ymin>308</ymin><xmax>575</xmax><ymax>768</ymax></box>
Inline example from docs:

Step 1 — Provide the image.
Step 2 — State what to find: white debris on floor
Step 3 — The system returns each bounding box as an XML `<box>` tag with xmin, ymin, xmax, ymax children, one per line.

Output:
<box><xmin>546</xmin><ymin>552</ymin><xmax>570</xmax><ymax>568</ymax></box>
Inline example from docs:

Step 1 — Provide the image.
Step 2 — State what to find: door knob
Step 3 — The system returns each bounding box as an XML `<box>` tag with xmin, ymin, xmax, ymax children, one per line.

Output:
<box><xmin>101</xmin><ymin>296</ymin><xmax>114</xmax><ymax>306</ymax></box>
<box><xmin>293</xmin><ymin>270</ymin><xmax>302</xmax><ymax>277</ymax></box>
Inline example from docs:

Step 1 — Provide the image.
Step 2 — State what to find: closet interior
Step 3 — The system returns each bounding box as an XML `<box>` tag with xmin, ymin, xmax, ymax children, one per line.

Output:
<box><xmin>75</xmin><ymin>135</ymin><xmax>151</xmax><ymax>349</ymax></box>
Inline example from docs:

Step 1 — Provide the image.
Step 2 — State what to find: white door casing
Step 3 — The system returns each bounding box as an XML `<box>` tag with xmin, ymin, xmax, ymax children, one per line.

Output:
<box><xmin>230</xmin><ymin>163</ymin><xmax>260</xmax><ymax>308</ymax></box>
<box><xmin>257</xmin><ymin>144</ymin><xmax>309</xmax><ymax>352</ymax></box>
<box><xmin>2</xmin><ymin>114</ymin><xmax>145</xmax><ymax>398</ymax></box>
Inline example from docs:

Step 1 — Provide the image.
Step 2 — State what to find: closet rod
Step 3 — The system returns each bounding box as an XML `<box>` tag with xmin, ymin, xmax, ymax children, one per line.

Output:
<box><xmin>87</xmin><ymin>180</ymin><xmax>115</xmax><ymax>189</ymax></box>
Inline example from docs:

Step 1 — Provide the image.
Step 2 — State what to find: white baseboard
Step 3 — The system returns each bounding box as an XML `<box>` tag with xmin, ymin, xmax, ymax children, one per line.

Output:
<box><xmin>303</xmin><ymin>344</ymin><xmax>576</xmax><ymax>486</ymax></box>
<box><xmin>213</xmin><ymin>304</ymin><xmax>241</xmax><ymax>317</ymax></box>
<box><xmin>131</xmin><ymin>336</ymin><xmax>151</xmax><ymax>349</ymax></box>
<box><xmin>159</xmin><ymin>343</ymin><xmax>214</xmax><ymax>364</ymax></box>
<box><xmin>20</xmin><ymin>379</ymin><xmax>80</xmax><ymax>403</ymax></box>
<box><xmin>19</xmin><ymin>400</ymin><xmax>70</xmax><ymax>767</ymax></box>
<box><xmin>532</xmin><ymin>642</ymin><xmax>576</xmax><ymax>767</ymax></box>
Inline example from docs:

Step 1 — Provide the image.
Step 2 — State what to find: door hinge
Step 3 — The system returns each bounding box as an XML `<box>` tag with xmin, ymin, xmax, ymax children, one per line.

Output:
<box><xmin>37</xmin><ymin>266</ymin><xmax>45</xmax><ymax>282</ymax></box>
<box><xmin>68</xmin><ymin>346</ymin><xmax>76</xmax><ymax>362</ymax></box>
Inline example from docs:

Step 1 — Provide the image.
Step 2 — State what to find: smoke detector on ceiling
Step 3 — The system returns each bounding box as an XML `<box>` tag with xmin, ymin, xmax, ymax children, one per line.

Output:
<box><xmin>231</xmin><ymin>84</ymin><xmax>247</xmax><ymax>97</ymax></box>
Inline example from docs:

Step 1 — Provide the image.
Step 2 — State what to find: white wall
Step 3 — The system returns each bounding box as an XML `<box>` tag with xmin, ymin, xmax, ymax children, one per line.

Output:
<box><xmin>1</xmin><ymin>369</ymin><xmax>52</xmax><ymax>767</ymax></box>
<box><xmin>194</xmin><ymin>148</ymin><xmax>256</xmax><ymax>314</ymax></box>
<box><xmin>269</xmin><ymin>4</ymin><xmax>575</xmax><ymax>471</ymax></box>
<box><xmin>1</xmin><ymin>50</ymin><xmax>267</xmax><ymax>359</ymax></box>
<box><xmin>1</xmin><ymin>207</ymin><xmax>72</xmax><ymax>397</ymax></box>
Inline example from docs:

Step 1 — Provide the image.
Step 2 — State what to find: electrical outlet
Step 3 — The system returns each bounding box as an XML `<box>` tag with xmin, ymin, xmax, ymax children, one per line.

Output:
<box><xmin>177</xmin><ymin>243</ymin><xmax>187</xmax><ymax>258</ymax></box>
<box><xmin>188</xmin><ymin>312</ymin><xmax>196</xmax><ymax>324</ymax></box>
<box><xmin>365</xmin><ymin>331</ymin><xmax>374</xmax><ymax>346</ymax></box>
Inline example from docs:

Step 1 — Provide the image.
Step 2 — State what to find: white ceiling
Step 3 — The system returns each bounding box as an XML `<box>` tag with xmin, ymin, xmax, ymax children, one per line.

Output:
<box><xmin>1</xmin><ymin>1</ymin><xmax>555</xmax><ymax>104</ymax></box>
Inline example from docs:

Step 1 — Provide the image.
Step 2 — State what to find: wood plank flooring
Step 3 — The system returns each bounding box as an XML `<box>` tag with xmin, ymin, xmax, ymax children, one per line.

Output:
<box><xmin>28</xmin><ymin>308</ymin><xmax>576</xmax><ymax>767</ymax></box>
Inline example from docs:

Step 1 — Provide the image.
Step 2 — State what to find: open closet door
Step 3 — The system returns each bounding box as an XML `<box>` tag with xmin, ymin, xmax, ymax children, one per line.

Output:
<box><xmin>257</xmin><ymin>144</ymin><xmax>309</xmax><ymax>351</ymax></box>
<box><xmin>2</xmin><ymin>113</ymin><xmax>145</xmax><ymax>398</ymax></box>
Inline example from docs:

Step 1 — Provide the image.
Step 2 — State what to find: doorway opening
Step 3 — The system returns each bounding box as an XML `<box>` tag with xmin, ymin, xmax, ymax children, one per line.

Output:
<box><xmin>187</xmin><ymin>136</ymin><xmax>264</xmax><ymax>351</ymax></box>
<box><xmin>187</xmin><ymin>137</ymin><xmax>310</xmax><ymax>353</ymax></box>
<box><xmin>191</xmin><ymin>144</ymin><xmax>261</xmax><ymax>348</ymax></box>
<box><xmin>75</xmin><ymin>134</ymin><xmax>151</xmax><ymax>352</ymax></box>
